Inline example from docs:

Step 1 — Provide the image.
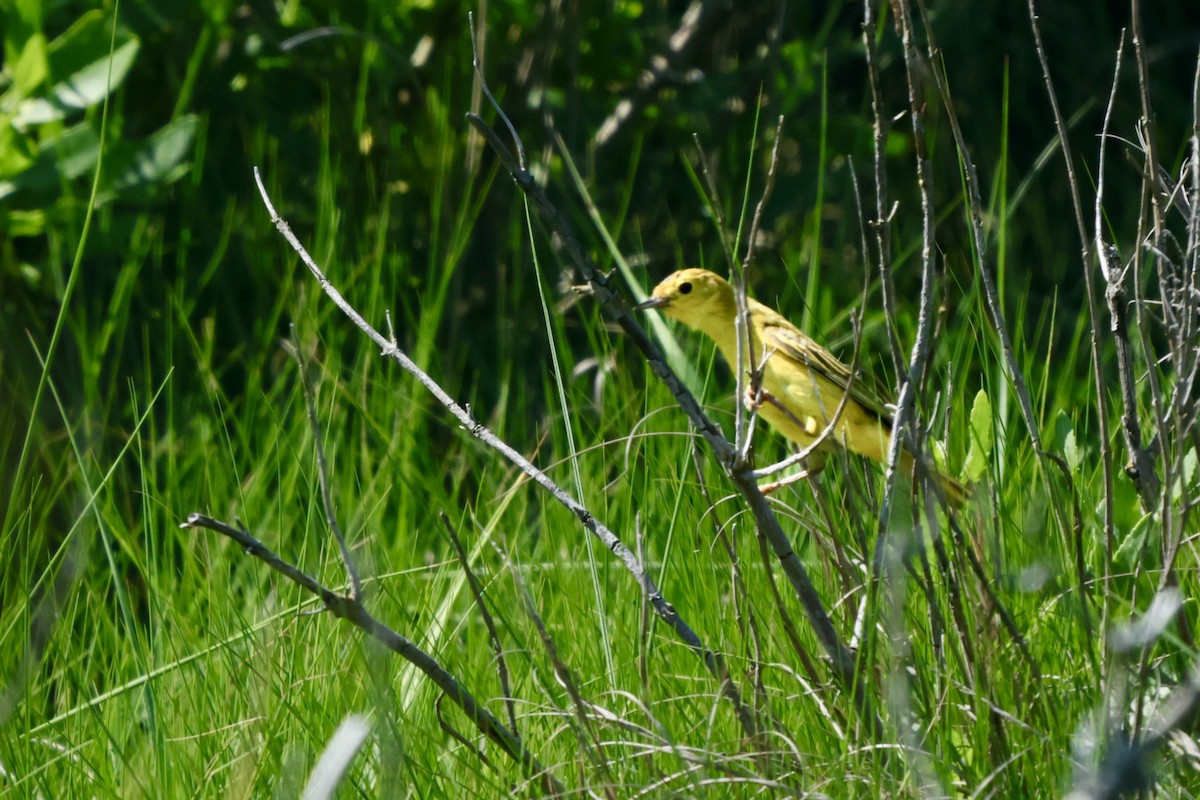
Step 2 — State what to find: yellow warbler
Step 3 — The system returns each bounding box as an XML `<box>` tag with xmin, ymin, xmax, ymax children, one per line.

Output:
<box><xmin>636</xmin><ymin>268</ymin><xmax>969</xmax><ymax>506</ymax></box>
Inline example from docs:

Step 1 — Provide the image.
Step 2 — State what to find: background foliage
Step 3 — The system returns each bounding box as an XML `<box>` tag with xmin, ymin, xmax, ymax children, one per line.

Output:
<box><xmin>2</xmin><ymin>0</ymin><xmax>1198</xmax><ymax>796</ymax></box>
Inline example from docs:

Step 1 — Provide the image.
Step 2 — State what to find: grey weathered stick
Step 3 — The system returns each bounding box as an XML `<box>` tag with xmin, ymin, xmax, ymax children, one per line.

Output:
<box><xmin>491</xmin><ymin>542</ymin><xmax>618</xmax><ymax>793</ymax></box>
<box><xmin>1096</xmin><ymin>30</ymin><xmax>1161</xmax><ymax>509</ymax></box>
<box><xmin>1128</xmin><ymin>0</ymin><xmax>1171</xmax><ymax>502</ymax></box>
<box><xmin>464</xmin><ymin>19</ymin><xmax>879</xmax><ymax>731</ymax></box>
<box><xmin>438</xmin><ymin>511</ymin><xmax>519</xmax><ymax>740</ymax></box>
<box><xmin>284</xmin><ymin>330</ymin><xmax>363</xmax><ymax>601</ymax></box>
<box><xmin>876</xmin><ymin>0</ymin><xmax>939</xmax><ymax>538</ymax></box>
<box><xmin>250</xmin><ymin>166</ymin><xmax>763</xmax><ymax>740</ymax></box>
<box><xmin>908</xmin><ymin>0</ymin><xmax>1042</xmax><ymax>677</ymax></box>
<box><xmin>732</xmin><ymin>115</ymin><xmax>785</xmax><ymax>464</ymax></box>
<box><xmin>1026</xmin><ymin>0</ymin><xmax>1118</xmax><ymax>549</ymax></box>
<box><xmin>180</xmin><ymin>513</ymin><xmax>562</xmax><ymax>795</ymax></box>
<box><xmin>860</xmin><ymin>0</ymin><xmax>905</xmax><ymax>379</ymax></box>
<box><xmin>919</xmin><ymin>0</ymin><xmax>1051</xmax><ymax>484</ymax></box>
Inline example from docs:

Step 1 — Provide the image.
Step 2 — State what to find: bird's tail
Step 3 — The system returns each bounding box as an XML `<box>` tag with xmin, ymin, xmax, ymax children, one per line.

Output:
<box><xmin>898</xmin><ymin>450</ymin><xmax>972</xmax><ymax>509</ymax></box>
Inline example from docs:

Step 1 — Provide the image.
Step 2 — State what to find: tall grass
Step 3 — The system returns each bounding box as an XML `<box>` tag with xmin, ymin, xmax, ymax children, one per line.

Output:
<box><xmin>2</xmin><ymin>1</ymin><xmax>1198</xmax><ymax>797</ymax></box>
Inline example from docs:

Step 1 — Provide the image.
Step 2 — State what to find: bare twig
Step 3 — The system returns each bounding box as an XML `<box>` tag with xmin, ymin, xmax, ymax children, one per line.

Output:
<box><xmin>594</xmin><ymin>0</ymin><xmax>721</xmax><ymax>149</ymax></box>
<box><xmin>284</xmin><ymin>329</ymin><xmax>363</xmax><ymax>602</ymax></box>
<box><xmin>908</xmin><ymin>0</ymin><xmax>1045</xmax><ymax>679</ymax></box>
<box><xmin>469</xmin><ymin>13</ymin><xmax>523</xmax><ymax>170</ymax></box>
<box><xmin>180</xmin><ymin>513</ymin><xmax>562</xmax><ymax>795</ymax></box>
<box><xmin>691</xmin><ymin>134</ymin><xmax>736</xmax><ymax>264</ymax></box>
<box><xmin>688</xmin><ymin>437</ymin><xmax>811</xmax><ymax>752</ymax></box>
<box><xmin>1040</xmin><ymin>449</ymin><xmax>1095</xmax><ymax>642</ymax></box>
<box><xmin>876</xmin><ymin>0</ymin><xmax>939</xmax><ymax>539</ymax></box>
<box><xmin>915</xmin><ymin>2</ymin><xmax>1051</xmax><ymax>478</ymax></box>
<box><xmin>860</xmin><ymin>0</ymin><xmax>905</xmax><ymax>378</ymax></box>
<box><xmin>492</xmin><ymin>542</ymin><xmax>619</xmax><ymax>797</ymax></box>
<box><xmin>1130</xmin><ymin>0</ymin><xmax>1166</xmax><ymax>243</ymax></box>
<box><xmin>733</xmin><ymin>115</ymin><xmax>786</xmax><ymax>464</ymax></box>
<box><xmin>439</xmin><ymin>511</ymin><xmax>519</xmax><ymax>740</ymax></box>
<box><xmin>1027</xmin><ymin>0</ymin><xmax>1117</xmax><ymax>552</ymax></box>
<box><xmin>1095</xmin><ymin>33</ymin><xmax>1161</xmax><ymax>509</ymax></box>
<box><xmin>743</xmin><ymin>508</ymin><xmax>842</xmax><ymax>736</ymax></box>
<box><xmin>435</xmin><ymin>694</ymin><xmax>494</xmax><ymax>769</ymax></box>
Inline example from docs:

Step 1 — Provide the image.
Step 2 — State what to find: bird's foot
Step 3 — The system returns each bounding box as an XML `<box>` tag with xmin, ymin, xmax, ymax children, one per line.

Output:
<box><xmin>743</xmin><ymin>385</ymin><xmax>776</xmax><ymax>413</ymax></box>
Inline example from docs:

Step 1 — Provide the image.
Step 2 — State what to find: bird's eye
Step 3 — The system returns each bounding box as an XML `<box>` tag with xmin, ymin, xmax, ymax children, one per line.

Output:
<box><xmin>679</xmin><ymin>282</ymin><xmax>693</xmax><ymax>295</ymax></box>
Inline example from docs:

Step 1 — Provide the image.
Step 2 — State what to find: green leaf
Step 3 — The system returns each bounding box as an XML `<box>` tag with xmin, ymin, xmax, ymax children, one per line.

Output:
<box><xmin>0</xmin><ymin>121</ymin><xmax>100</xmax><ymax>201</ymax></box>
<box><xmin>7</xmin><ymin>32</ymin><xmax>48</xmax><ymax>101</ymax></box>
<box><xmin>1063</xmin><ymin>429</ymin><xmax>1081</xmax><ymax>472</ymax></box>
<box><xmin>1114</xmin><ymin>511</ymin><xmax>1156</xmax><ymax>567</ymax></box>
<box><xmin>46</xmin><ymin>10</ymin><xmax>130</xmax><ymax>82</ymax></box>
<box><xmin>0</xmin><ymin>116</ymin><xmax>196</xmax><ymax>203</ymax></box>
<box><xmin>0</xmin><ymin>118</ymin><xmax>37</xmax><ymax>178</ymax></box>
<box><xmin>1</xmin><ymin>208</ymin><xmax>46</xmax><ymax>237</ymax></box>
<box><xmin>1049</xmin><ymin>409</ymin><xmax>1082</xmax><ymax>472</ymax></box>
<box><xmin>930</xmin><ymin>438</ymin><xmax>948</xmax><ymax>472</ymax></box>
<box><xmin>1051</xmin><ymin>409</ymin><xmax>1073</xmax><ymax>454</ymax></box>
<box><xmin>2</xmin><ymin>0</ymin><xmax>43</xmax><ymax>65</ymax></box>
<box><xmin>103</xmin><ymin>115</ymin><xmax>198</xmax><ymax>196</ymax></box>
<box><xmin>964</xmin><ymin>389</ymin><xmax>993</xmax><ymax>482</ymax></box>
<box><xmin>12</xmin><ymin>11</ymin><xmax>139</xmax><ymax>128</ymax></box>
<box><xmin>1174</xmin><ymin>447</ymin><xmax>1198</xmax><ymax>500</ymax></box>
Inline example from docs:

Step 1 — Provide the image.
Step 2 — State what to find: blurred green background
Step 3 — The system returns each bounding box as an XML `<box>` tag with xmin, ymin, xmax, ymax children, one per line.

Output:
<box><xmin>4</xmin><ymin>0</ymin><xmax>1196</xmax><ymax>445</ymax></box>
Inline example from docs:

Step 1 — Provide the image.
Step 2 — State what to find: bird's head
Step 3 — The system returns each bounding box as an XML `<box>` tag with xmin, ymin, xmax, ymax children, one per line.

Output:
<box><xmin>634</xmin><ymin>269</ymin><xmax>735</xmax><ymax>332</ymax></box>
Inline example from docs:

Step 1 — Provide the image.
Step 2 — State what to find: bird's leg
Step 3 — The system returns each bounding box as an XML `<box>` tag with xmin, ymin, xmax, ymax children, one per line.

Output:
<box><xmin>742</xmin><ymin>348</ymin><xmax>776</xmax><ymax>414</ymax></box>
<box><xmin>742</xmin><ymin>382</ymin><xmax>776</xmax><ymax>413</ymax></box>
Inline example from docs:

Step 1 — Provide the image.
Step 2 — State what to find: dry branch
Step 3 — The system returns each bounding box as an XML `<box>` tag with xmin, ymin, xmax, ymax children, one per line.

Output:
<box><xmin>180</xmin><ymin>513</ymin><xmax>561</xmax><ymax>795</ymax></box>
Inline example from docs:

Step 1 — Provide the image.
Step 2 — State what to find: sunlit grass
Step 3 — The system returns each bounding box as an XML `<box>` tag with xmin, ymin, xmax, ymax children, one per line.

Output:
<box><xmin>3</xmin><ymin>2</ymin><xmax>1198</xmax><ymax>798</ymax></box>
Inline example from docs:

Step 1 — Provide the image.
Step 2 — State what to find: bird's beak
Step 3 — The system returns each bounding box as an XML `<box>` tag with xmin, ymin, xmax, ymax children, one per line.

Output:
<box><xmin>634</xmin><ymin>295</ymin><xmax>668</xmax><ymax>311</ymax></box>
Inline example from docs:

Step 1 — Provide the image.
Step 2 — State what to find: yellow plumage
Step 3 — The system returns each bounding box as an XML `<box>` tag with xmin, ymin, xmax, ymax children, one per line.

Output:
<box><xmin>637</xmin><ymin>268</ymin><xmax>969</xmax><ymax>506</ymax></box>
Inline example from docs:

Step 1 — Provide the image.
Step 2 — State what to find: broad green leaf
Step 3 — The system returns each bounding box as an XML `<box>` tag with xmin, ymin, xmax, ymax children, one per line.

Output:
<box><xmin>1063</xmin><ymin>429</ymin><xmax>1081</xmax><ymax>472</ymax></box>
<box><xmin>46</xmin><ymin>10</ymin><xmax>132</xmax><ymax>81</ymax></box>
<box><xmin>1175</xmin><ymin>447</ymin><xmax>1198</xmax><ymax>500</ymax></box>
<box><xmin>1113</xmin><ymin>511</ymin><xmax>1155</xmax><ymax>568</ymax></box>
<box><xmin>104</xmin><ymin>115</ymin><xmax>198</xmax><ymax>195</ymax></box>
<box><xmin>1050</xmin><ymin>409</ymin><xmax>1082</xmax><ymax>473</ymax></box>
<box><xmin>3</xmin><ymin>0</ymin><xmax>43</xmax><ymax>63</ymax></box>
<box><xmin>930</xmin><ymin>438</ymin><xmax>948</xmax><ymax>472</ymax></box>
<box><xmin>1051</xmin><ymin>409</ymin><xmax>1073</xmax><ymax>454</ymax></box>
<box><xmin>0</xmin><ymin>118</ymin><xmax>37</xmax><ymax>178</ymax></box>
<box><xmin>0</xmin><ymin>121</ymin><xmax>100</xmax><ymax>200</ymax></box>
<box><xmin>964</xmin><ymin>389</ymin><xmax>993</xmax><ymax>482</ymax></box>
<box><xmin>12</xmin><ymin>11</ymin><xmax>139</xmax><ymax>128</ymax></box>
<box><xmin>7</xmin><ymin>32</ymin><xmax>48</xmax><ymax>101</ymax></box>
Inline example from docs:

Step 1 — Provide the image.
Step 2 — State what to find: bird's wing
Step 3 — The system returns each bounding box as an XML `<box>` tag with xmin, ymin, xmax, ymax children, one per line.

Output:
<box><xmin>758</xmin><ymin>320</ymin><xmax>894</xmax><ymax>425</ymax></box>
